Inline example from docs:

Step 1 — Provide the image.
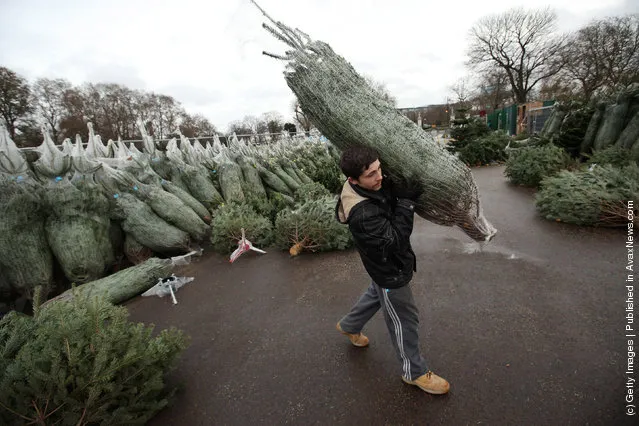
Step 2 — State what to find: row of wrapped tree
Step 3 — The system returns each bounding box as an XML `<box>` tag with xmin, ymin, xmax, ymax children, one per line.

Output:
<box><xmin>0</xmin><ymin>123</ymin><xmax>347</xmax><ymax>303</ymax></box>
<box><xmin>529</xmin><ymin>84</ymin><xmax>639</xmax><ymax>157</ymax></box>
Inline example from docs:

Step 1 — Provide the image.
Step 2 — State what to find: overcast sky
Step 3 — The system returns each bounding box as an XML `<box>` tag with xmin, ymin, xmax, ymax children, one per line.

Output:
<box><xmin>0</xmin><ymin>0</ymin><xmax>637</xmax><ymax>132</ymax></box>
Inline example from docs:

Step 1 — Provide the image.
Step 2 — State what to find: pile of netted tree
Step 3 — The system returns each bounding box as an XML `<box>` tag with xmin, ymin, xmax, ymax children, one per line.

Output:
<box><xmin>1</xmin><ymin>131</ymin><xmax>192</xmax><ymax>426</ymax></box>
<box><xmin>0</xmin><ymin>119</ymin><xmax>349</xmax><ymax>308</ymax></box>
<box><xmin>503</xmin><ymin>85</ymin><xmax>639</xmax><ymax>227</ymax></box>
<box><xmin>507</xmin><ymin>84</ymin><xmax>639</xmax><ymax>164</ymax></box>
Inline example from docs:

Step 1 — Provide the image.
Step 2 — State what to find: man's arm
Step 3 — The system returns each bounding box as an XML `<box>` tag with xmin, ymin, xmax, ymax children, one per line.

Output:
<box><xmin>349</xmin><ymin>201</ymin><xmax>415</xmax><ymax>260</ymax></box>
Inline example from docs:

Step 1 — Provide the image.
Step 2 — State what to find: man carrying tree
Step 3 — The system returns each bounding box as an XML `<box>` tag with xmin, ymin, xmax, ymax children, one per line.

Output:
<box><xmin>335</xmin><ymin>145</ymin><xmax>450</xmax><ymax>395</ymax></box>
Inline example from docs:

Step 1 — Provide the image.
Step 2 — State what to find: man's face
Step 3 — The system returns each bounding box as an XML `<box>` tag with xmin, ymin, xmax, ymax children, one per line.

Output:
<box><xmin>349</xmin><ymin>159</ymin><xmax>383</xmax><ymax>191</ymax></box>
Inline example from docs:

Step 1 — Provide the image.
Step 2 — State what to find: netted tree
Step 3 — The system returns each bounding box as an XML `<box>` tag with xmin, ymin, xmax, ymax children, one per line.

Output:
<box><xmin>252</xmin><ymin>1</ymin><xmax>497</xmax><ymax>241</ymax></box>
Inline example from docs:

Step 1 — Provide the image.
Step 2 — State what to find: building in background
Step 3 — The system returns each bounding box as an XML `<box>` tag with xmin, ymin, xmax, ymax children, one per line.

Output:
<box><xmin>486</xmin><ymin>100</ymin><xmax>555</xmax><ymax>136</ymax></box>
<box><xmin>397</xmin><ymin>104</ymin><xmax>450</xmax><ymax>128</ymax></box>
<box><xmin>398</xmin><ymin>100</ymin><xmax>556</xmax><ymax>136</ymax></box>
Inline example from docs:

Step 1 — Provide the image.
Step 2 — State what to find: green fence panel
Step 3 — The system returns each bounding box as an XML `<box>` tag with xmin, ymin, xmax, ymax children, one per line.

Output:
<box><xmin>487</xmin><ymin>111</ymin><xmax>499</xmax><ymax>131</ymax></box>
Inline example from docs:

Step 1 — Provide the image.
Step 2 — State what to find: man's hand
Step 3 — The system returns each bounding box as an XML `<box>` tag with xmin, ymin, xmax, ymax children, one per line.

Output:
<box><xmin>392</xmin><ymin>178</ymin><xmax>423</xmax><ymax>201</ymax></box>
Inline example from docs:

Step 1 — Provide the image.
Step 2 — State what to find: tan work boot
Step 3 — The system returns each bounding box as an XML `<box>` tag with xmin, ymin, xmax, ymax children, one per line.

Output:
<box><xmin>336</xmin><ymin>322</ymin><xmax>369</xmax><ymax>347</ymax></box>
<box><xmin>402</xmin><ymin>371</ymin><xmax>450</xmax><ymax>394</ymax></box>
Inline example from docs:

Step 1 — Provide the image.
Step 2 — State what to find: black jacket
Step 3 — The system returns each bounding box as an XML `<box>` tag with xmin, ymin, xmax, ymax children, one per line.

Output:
<box><xmin>335</xmin><ymin>178</ymin><xmax>417</xmax><ymax>289</ymax></box>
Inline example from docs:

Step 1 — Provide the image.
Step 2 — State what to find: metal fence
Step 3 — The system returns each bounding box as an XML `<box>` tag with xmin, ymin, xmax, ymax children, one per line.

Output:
<box><xmin>18</xmin><ymin>130</ymin><xmax>319</xmax><ymax>152</ymax></box>
<box><xmin>119</xmin><ymin>132</ymin><xmax>302</xmax><ymax>145</ymax></box>
<box><xmin>526</xmin><ymin>105</ymin><xmax>554</xmax><ymax>135</ymax></box>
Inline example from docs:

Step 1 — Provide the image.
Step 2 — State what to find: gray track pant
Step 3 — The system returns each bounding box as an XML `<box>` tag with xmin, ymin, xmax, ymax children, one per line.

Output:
<box><xmin>338</xmin><ymin>281</ymin><xmax>429</xmax><ymax>381</ymax></box>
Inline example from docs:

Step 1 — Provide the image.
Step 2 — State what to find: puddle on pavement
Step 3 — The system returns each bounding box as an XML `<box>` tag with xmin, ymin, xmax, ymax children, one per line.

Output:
<box><xmin>424</xmin><ymin>237</ymin><xmax>539</xmax><ymax>263</ymax></box>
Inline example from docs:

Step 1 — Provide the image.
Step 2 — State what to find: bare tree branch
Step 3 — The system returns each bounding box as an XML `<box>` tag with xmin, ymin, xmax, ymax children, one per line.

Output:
<box><xmin>467</xmin><ymin>7</ymin><xmax>565</xmax><ymax>104</ymax></box>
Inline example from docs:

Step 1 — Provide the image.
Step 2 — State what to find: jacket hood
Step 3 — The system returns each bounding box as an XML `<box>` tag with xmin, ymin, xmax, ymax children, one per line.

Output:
<box><xmin>337</xmin><ymin>181</ymin><xmax>368</xmax><ymax>223</ymax></box>
<box><xmin>337</xmin><ymin>180</ymin><xmax>390</xmax><ymax>223</ymax></box>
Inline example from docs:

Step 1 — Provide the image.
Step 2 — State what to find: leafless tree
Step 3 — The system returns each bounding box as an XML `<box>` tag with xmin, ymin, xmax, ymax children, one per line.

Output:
<box><xmin>180</xmin><ymin>112</ymin><xmax>218</xmax><ymax>137</ymax></box>
<box><xmin>59</xmin><ymin>86</ymin><xmax>88</xmax><ymax>140</ymax></box>
<box><xmin>291</xmin><ymin>99</ymin><xmax>313</xmax><ymax>136</ymax></box>
<box><xmin>0</xmin><ymin>66</ymin><xmax>32</xmax><ymax>138</ymax></box>
<box><xmin>450</xmin><ymin>77</ymin><xmax>473</xmax><ymax>107</ymax></box>
<box><xmin>57</xmin><ymin>84</ymin><xmax>189</xmax><ymax>141</ymax></box>
<box><xmin>560</xmin><ymin>24</ymin><xmax>607</xmax><ymax>101</ymax></box>
<box><xmin>261</xmin><ymin>110</ymin><xmax>284</xmax><ymax>135</ymax></box>
<box><xmin>601</xmin><ymin>14</ymin><xmax>639</xmax><ymax>90</ymax></box>
<box><xmin>537</xmin><ymin>77</ymin><xmax>575</xmax><ymax>103</ymax></box>
<box><xmin>151</xmin><ymin>94</ymin><xmax>182</xmax><ymax>139</ymax></box>
<box><xmin>227</xmin><ymin>119</ymin><xmax>253</xmax><ymax>137</ymax></box>
<box><xmin>227</xmin><ymin>115</ymin><xmax>259</xmax><ymax>138</ymax></box>
<box><xmin>363</xmin><ymin>74</ymin><xmax>398</xmax><ymax>107</ymax></box>
<box><xmin>31</xmin><ymin>78</ymin><xmax>72</xmax><ymax>142</ymax></box>
<box><xmin>245</xmin><ymin>115</ymin><xmax>262</xmax><ymax>134</ymax></box>
<box><xmin>560</xmin><ymin>14</ymin><xmax>638</xmax><ymax>100</ymax></box>
<box><xmin>98</xmin><ymin>83</ymin><xmax>138</xmax><ymax>139</ymax></box>
<box><xmin>226</xmin><ymin>112</ymin><xmax>284</xmax><ymax>143</ymax></box>
<box><xmin>471</xmin><ymin>67</ymin><xmax>513</xmax><ymax>112</ymax></box>
<box><xmin>467</xmin><ymin>7</ymin><xmax>566</xmax><ymax>104</ymax></box>
<box><xmin>1</xmin><ymin>66</ymin><xmax>227</xmax><ymax>145</ymax></box>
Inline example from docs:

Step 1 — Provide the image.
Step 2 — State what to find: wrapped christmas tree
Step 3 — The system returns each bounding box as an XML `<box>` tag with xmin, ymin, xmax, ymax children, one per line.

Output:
<box><xmin>0</xmin><ymin>174</ymin><xmax>53</xmax><ymax>297</ymax></box>
<box><xmin>253</xmin><ymin>2</ymin><xmax>496</xmax><ymax>241</ymax></box>
<box><xmin>43</xmin><ymin>177</ymin><xmax>114</xmax><ymax>284</ymax></box>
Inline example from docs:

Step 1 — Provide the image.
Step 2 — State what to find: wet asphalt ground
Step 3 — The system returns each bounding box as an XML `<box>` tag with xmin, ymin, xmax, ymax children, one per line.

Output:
<box><xmin>126</xmin><ymin>165</ymin><xmax>633</xmax><ymax>426</ymax></box>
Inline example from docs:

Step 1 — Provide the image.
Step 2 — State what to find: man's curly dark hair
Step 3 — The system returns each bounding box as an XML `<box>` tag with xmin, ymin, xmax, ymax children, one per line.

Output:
<box><xmin>339</xmin><ymin>146</ymin><xmax>379</xmax><ymax>180</ymax></box>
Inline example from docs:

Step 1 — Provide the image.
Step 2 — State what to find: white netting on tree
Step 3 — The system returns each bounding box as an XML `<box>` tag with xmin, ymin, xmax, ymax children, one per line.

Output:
<box><xmin>251</xmin><ymin>2</ymin><xmax>497</xmax><ymax>242</ymax></box>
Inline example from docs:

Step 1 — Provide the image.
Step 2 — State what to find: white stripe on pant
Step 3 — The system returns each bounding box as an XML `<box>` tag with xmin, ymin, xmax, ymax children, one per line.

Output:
<box><xmin>383</xmin><ymin>288</ymin><xmax>412</xmax><ymax>380</ymax></box>
<box><xmin>338</xmin><ymin>281</ymin><xmax>429</xmax><ymax>380</ymax></box>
